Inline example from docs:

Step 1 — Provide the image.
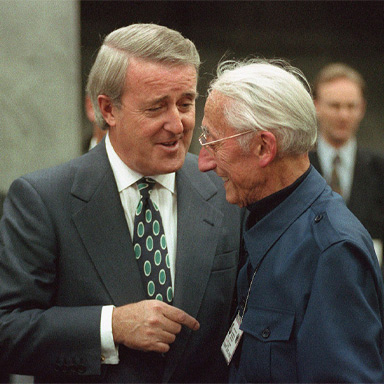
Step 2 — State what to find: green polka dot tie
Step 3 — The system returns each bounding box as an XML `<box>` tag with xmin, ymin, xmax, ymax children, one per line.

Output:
<box><xmin>133</xmin><ymin>177</ymin><xmax>173</xmax><ymax>303</ymax></box>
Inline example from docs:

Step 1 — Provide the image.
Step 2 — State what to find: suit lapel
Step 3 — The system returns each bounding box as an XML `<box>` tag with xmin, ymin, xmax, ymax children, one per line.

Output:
<box><xmin>348</xmin><ymin>149</ymin><xmax>367</xmax><ymax>212</ymax></box>
<box><xmin>164</xmin><ymin>155</ymin><xmax>224</xmax><ymax>380</ymax></box>
<box><xmin>173</xmin><ymin>169</ymin><xmax>223</xmax><ymax>314</ymax></box>
<box><xmin>71</xmin><ymin>143</ymin><xmax>145</xmax><ymax>306</ymax></box>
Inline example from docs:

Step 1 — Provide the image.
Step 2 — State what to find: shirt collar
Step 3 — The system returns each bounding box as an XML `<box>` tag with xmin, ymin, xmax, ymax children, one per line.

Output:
<box><xmin>317</xmin><ymin>135</ymin><xmax>357</xmax><ymax>169</ymax></box>
<box><xmin>105</xmin><ymin>133</ymin><xmax>176</xmax><ymax>194</ymax></box>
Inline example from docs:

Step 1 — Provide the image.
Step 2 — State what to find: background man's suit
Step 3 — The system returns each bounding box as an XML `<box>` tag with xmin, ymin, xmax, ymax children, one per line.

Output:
<box><xmin>309</xmin><ymin>149</ymin><xmax>384</xmax><ymax>273</ymax></box>
<box><xmin>0</xmin><ymin>141</ymin><xmax>244</xmax><ymax>383</ymax></box>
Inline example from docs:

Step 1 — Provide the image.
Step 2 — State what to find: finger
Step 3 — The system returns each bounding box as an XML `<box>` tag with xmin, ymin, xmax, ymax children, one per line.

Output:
<box><xmin>161</xmin><ymin>315</ymin><xmax>182</xmax><ymax>335</ymax></box>
<box><xmin>159</xmin><ymin>328</ymin><xmax>177</xmax><ymax>345</ymax></box>
<box><xmin>154</xmin><ymin>341</ymin><xmax>171</xmax><ymax>354</ymax></box>
<box><xmin>163</xmin><ymin>306</ymin><xmax>200</xmax><ymax>331</ymax></box>
<box><xmin>145</xmin><ymin>329</ymin><xmax>176</xmax><ymax>353</ymax></box>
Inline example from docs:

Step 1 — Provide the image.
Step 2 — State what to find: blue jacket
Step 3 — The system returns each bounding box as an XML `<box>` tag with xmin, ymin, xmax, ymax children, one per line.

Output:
<box><xmin>230</xmin><ymin>167</ymin><xmax>384</xmax><ymax>383</ymax></box>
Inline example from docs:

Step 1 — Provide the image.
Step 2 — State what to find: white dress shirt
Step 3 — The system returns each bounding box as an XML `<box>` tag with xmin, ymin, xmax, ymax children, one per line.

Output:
<box><xmin>88</xmin><ymin>136</ymin><xmax>98</xmax><ymax>151</ymax></box>
<box><xmin>100</xmin><ymin>133</ymin><xmax>178</xmax><ymax>364</ymax></box>
<box><xmin>317</xmin><ymin>135</ymin><xmax>357</xmax><ymax>202</ymax></box>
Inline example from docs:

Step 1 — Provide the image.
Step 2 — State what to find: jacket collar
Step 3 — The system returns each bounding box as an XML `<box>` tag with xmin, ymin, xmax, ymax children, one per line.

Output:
<box><xmin>244</xmin><ymin>166</ymin><xmax>328</xmax><ymax>270</ymax></box>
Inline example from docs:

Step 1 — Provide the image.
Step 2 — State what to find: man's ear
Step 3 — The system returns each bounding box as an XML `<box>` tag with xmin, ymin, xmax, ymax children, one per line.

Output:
<box><xmin>98</xmin><ymin>95</ymin><xmax>116</xmax><ymax>127</ymax></box>
<box><xmin>256</xmin><ymin>131</ymin><xmax>277</xmax><ymax>167</ymax></box>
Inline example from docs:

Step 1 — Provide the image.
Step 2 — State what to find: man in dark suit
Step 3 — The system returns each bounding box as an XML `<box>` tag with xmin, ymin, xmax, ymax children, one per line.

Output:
<box><xmin>82</xmin><ymin>94</ymin><xmax>106</xmax><ymax>153</ymax></box>
<box><xmin>309</xmin><ymin>63</ymin><xmax>384</xmax><ymax>269</ymax></box>
<box><xmin>0</xmin><ymin>192</ymin><xmax>5</xmax><ymax>218</ymax></box>
<box><xmin>198</xmin><ymin>59</ymin><xmax>384</xmax><ymax>382</ymax></box>
<box><xmin>0</xmin><ymin>24</ymin><xmax>243</xmax><ymax>383</ymax></box>
<box><xmin>0</xmin><ymin>188</ymin><xmax>6</xmax><ymax>382</ymax></box>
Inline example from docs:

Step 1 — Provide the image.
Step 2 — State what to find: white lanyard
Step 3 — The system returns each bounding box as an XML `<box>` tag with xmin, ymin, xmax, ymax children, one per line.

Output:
<box><xmin>221</xmin><ymin>263</ymin><xmax>259</xmax><ymax>365</ymax></box>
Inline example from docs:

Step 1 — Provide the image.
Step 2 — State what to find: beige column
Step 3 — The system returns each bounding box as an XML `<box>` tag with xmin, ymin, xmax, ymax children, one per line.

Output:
<box><xmin>0</xmin><ymin>0</ymin><xmax>81</xmax><ymax>196</ymax></box>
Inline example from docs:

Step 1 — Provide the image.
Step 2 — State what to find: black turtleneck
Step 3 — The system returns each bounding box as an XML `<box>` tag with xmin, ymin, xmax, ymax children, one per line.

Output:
<box><xmin>246</xmin><ymin>166</ymin><xmax>311</xmax><ymax>231</ymax></box>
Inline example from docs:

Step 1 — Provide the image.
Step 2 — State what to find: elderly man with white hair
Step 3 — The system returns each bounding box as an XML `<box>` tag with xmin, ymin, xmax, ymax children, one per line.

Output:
<box><xmin>198</xmin><ymin>59</ymin><xmax>384</xmax><ymax>383</ymax></box>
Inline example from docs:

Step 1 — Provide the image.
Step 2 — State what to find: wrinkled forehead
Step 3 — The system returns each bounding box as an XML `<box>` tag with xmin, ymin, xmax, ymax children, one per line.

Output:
<box><xmin>203</xmin><ymin>91</ymin><xmax>233</xmax><ymax>134</ymax></box>
<box><xmin>205</xmin><ymin>91</ymin><xmax>232</xmax><ymax>113</ymax></box>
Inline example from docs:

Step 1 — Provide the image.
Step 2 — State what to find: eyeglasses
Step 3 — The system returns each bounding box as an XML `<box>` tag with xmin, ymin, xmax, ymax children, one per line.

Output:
<box><xmin>198</xmin><ymin>128</ymin><xmax>254</xmax><ymax>148</ymax></box>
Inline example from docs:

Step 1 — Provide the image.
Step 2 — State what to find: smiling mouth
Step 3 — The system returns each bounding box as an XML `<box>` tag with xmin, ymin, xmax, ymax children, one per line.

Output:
<box><xmin>160</xmin><ymin>135</ymin><xmax>183</xmax><ymax>148</ymax></box>
<box><xmin>161</xmin><ymin>140</ymin><xmax>178</xmax><ymax>147</ymax></box>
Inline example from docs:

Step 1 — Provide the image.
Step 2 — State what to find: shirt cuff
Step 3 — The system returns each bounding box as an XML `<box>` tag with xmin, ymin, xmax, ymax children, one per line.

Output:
<box><xmin>100</xmin><ymin>305</ymin><xmax>119</xmax><ymax>364</ymax></box>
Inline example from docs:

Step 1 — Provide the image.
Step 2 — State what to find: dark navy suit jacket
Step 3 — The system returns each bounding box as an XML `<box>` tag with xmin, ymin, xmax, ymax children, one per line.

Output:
<box><xmin>0</xmin><ymin>141</ymin><xmax>244</xmax><ymax>383</ymax></box>
<box><xmin>230</xmin><ymin>167</ymin><xmax>384</xmax><ymax>383</ymax></box>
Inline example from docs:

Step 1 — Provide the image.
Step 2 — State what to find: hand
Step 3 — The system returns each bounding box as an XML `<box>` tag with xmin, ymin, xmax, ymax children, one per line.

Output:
<box><xmin>112</xmin><ymin>300</ymin><xmax>200</xmax><ymax>353</ymax></box>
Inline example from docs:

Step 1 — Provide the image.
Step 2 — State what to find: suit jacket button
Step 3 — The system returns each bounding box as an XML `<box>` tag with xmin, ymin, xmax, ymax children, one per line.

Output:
<box><xmin>314</xmin><ymin>214</ymin><xmax>323</xmax><ymax>223</ymax></box>
<box><xmin>261</xmin><ymin>327</ymin><xmax>271</xmax><ymax>339</ymax></box>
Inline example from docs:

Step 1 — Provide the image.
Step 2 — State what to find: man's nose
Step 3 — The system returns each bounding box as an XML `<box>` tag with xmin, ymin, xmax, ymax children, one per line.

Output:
<box><xmin>338</xmin><ymin>105</ymin><xmax>352</xmax><ymax>119</ymax></box>
<box><xmin>164</xmin><ymin>106</ymin><xmax>184</xmax><ymax>134</ymax></box>
<box><xmin>198</xmin><ymin>146</ymin><xmax>217</xmax><ymax>172</ymax></box>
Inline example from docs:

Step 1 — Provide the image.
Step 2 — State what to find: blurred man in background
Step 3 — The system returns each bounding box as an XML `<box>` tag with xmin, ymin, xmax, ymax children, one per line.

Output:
<box><xmin>83</xmin><ymin>94</ymin><xmax>106</xmax><ymax>152</ymax></box>
<box><xmin>309</xmin><ymin>63</ymin><xmax>384</xmax><ymax>268</ymax></box>
<box><xmin>0</xmin><ymin>192</ymin><xmax>5</xmax><ymax>218</ymax></box>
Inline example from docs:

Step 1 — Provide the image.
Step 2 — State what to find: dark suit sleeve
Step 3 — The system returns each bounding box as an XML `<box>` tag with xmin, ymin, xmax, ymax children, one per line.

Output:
<box><xmin>296</xmin><ymin>241</ymin><xmax>384</xmax><ymax>382</ymax></box>
<box><xmin>0</xmin><ymin>177</ymin><xmax>102</xmax><ymax>377</ymax></box>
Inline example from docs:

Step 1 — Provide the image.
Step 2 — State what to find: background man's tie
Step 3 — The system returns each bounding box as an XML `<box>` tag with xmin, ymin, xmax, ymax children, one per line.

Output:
<box><xmin>133</xmin><ymin>177</ymin><xmax>173</xmax><ymax>303</ymax></box>
<box><xmin>330</xmin><ymin>154</ymin><xmax>343</xmax><ymax>196</ymax></box>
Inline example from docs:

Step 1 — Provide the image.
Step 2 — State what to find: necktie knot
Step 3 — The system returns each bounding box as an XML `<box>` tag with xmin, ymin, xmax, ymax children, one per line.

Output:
<box><xmin>137</xmin><ymin>177</ymin><xmax>156</xmax><ymax>200</ymax></box>
<box><xmin>333</xmin><ymin>154</ymin><xmax>341</xmax><ymax>166</ymax></box>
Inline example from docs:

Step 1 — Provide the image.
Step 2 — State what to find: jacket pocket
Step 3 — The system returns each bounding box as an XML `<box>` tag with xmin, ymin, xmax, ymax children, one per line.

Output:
<box><xmin>241</xmin><ymin>306</ymin><xmax>294</xmax><ymax>341</ymax></box>
<box><xmin>211</xmin><ymin>249</ymin><xmax>238</xmax><ymax>272</ymax></box>
<box><xmin>237</xmin><ymin>306</ymin><xmax>297</xmax><ymax>382</ymax></box>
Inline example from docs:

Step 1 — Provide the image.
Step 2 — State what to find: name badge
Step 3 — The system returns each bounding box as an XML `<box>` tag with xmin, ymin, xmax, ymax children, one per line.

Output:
<box><xmin>221</xmin><ymin>312</ymin><xmax>244</xmax><ymax>365</ymax></box>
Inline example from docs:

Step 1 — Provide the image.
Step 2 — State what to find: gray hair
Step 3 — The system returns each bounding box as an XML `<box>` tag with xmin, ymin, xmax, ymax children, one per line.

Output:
<box><xmin>209</xmin><ymin>59</ymin><xmax>318</xmax><ymax>156</ymax></box>
<box><xmin>86</xmin><ymin>23</ymin><xmax>200</xmax><ymax>130</ymax></box>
